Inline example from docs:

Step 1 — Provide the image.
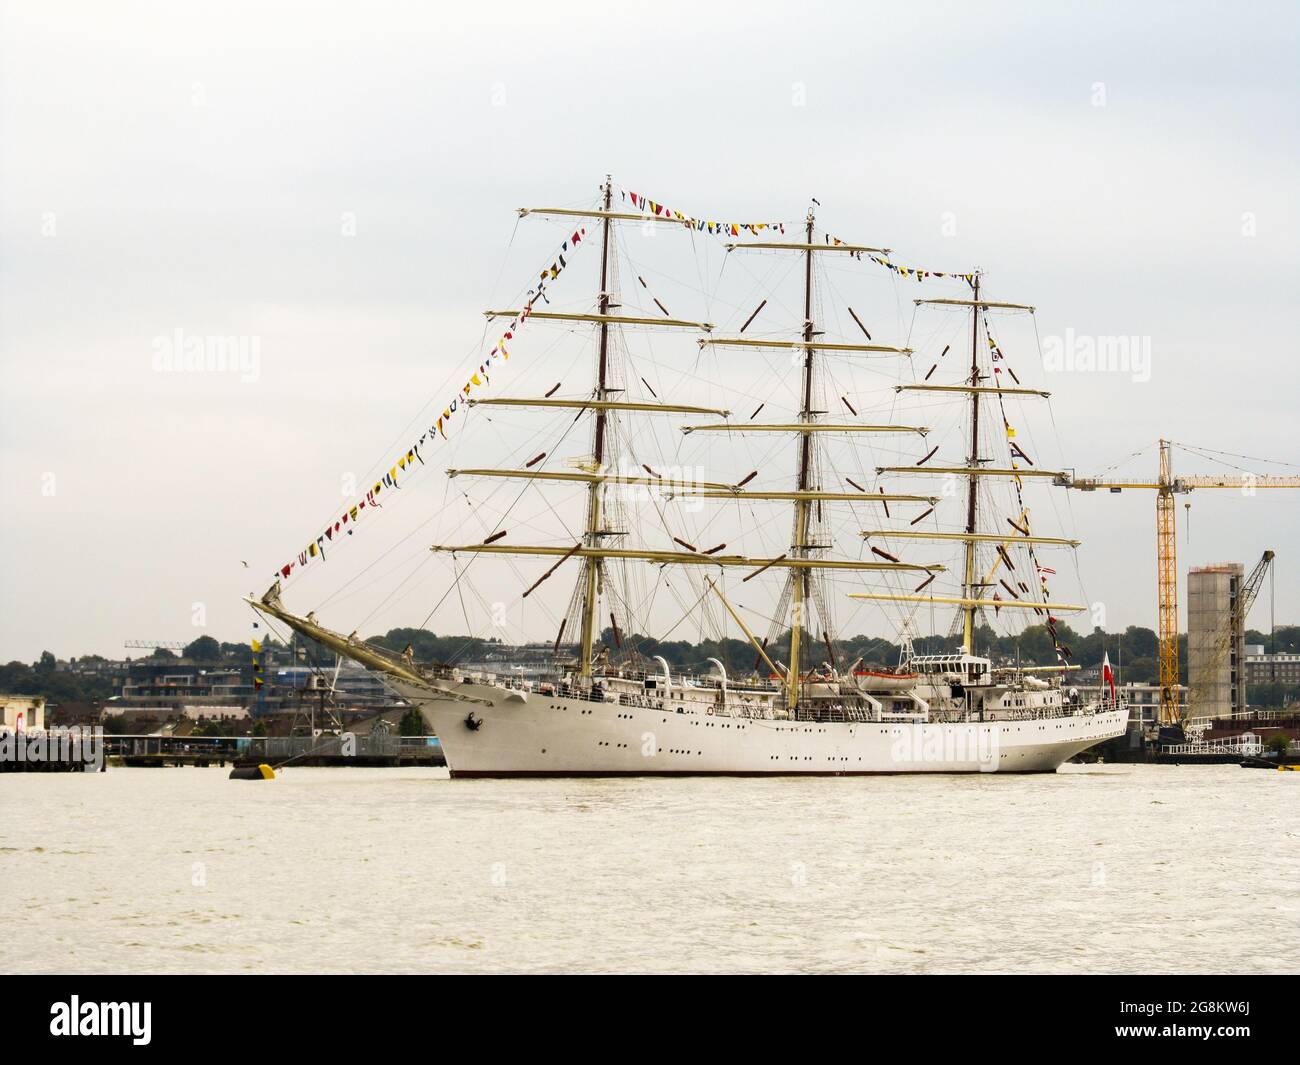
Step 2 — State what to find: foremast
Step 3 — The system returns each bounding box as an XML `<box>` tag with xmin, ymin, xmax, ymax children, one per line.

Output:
<box><xmin>578</xmin><ymin>177</ymin><xmax>615</xmax><ymax>679</ymax></box>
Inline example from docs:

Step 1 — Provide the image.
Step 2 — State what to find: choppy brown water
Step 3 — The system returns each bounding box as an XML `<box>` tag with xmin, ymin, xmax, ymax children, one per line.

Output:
<box><xmin>2</xmin><ymin>764</ymin><xmax>1296</xmax><ymax>973</ymax></box>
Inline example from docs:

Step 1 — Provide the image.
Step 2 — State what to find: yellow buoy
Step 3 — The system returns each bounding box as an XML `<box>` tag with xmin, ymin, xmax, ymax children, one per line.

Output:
<box><xmin>229</xmin><ymin>763</ymin><xmax>277</xmax><ymax>780</ymax></box>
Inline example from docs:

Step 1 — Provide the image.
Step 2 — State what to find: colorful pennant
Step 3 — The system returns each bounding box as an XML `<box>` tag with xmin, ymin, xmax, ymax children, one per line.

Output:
<box><xmin>620</xmin><ymin>187</ymin><xmax>787</xmax><ymax>237</ymax></box>
<box><xmin>984</xmin><ymin>318</ymin><xmax>1070</xmax><ymax>663</ymax></box>
<box><xmin>865</xmin><ymin>251</ymin><xmax>974</xmax><ymax>285</ymax></box>
<box><xmin>620</xmin><ymin>187</ymin><xmax>969</xmax><ymax>282</ymax></box>
<box><xmin>273</xmin><ymin>228</ymin><xmax>588</xmax><ymax>582</ymax></box>
<box><xmin>251</xmin><ymin>637</ymin><xmax>263</xmax><ymax>691</ymax></box>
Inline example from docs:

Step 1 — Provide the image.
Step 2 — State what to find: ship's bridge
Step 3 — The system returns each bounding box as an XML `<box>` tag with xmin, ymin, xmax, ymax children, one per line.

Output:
<box><xmin>907</xmin><ymin>653</ymin><xmax>992</xmax><ymax>686</ymax></box>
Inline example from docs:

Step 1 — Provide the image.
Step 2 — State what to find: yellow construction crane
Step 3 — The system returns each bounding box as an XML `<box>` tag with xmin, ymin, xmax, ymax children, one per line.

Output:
<box><xmin>1059</xmin><ymin>440</ymin><xmax>1300</xmax><ymax>725</ymax></box>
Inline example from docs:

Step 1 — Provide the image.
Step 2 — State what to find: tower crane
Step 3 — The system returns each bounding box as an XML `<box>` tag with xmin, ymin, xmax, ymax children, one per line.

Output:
<box><xmin>1058</xmin><ymin>440</ymin><xmax>1300</xmax><ymax>725</ymax></box>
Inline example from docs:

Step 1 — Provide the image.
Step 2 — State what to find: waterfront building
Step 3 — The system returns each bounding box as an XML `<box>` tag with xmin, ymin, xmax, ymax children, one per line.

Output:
<box><xmin>0</xmin><ymin>694</ymin><xmax>45</xmax><ymax>731</ymax></box>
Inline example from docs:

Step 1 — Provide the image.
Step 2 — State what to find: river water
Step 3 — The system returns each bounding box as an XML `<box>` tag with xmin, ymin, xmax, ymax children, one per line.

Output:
<box><xmin>2</xmin><ymin>764</ymin><xmax>1296</xmax><ymax>973</ymax></box>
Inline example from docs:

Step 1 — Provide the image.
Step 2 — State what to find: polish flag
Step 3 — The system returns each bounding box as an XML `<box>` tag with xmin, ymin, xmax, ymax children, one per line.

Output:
<box><xmin>1101</xmin><ymin>652</ymin><xmax>1116</xmax><ymax>701</ymax></box>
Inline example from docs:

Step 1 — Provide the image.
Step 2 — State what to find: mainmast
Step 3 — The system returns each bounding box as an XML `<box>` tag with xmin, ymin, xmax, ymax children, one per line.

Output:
<box><xmin>787</xmin><ymin>206</ymin><xmax>818</xmax><ymax>708</ymax></box>
<box><xmin>960</xmin><ymin>273</ymin><xmax>982</xmax><ymax>654</ymax></box>
<box><xmin>578</xmin><ymin>176</ymin><xmax>615</xmax><ymax>678</ymax></box>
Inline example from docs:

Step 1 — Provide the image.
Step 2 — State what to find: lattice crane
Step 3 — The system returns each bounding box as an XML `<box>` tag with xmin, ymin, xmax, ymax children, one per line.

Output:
<box><xmin>1058</xmin><ymin>440</ymin><xmax>1300</xmax><ymax>725</ymax></box>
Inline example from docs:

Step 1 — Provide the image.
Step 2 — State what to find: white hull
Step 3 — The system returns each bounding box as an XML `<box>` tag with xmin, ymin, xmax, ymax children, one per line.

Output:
<box><xmin>394</xmin><ymin>680</ymin><xmax>1128</xmax><ymax>777</ymax></box>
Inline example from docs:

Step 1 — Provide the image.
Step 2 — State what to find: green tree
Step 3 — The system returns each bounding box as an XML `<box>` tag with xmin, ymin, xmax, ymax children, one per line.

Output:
<box><xmin>1248</xmin><ymin>682</ymin><xmax>1300</xmax><ymax>709</ymax></box>
<box><xmin>1246</xmin><ymin>625</ymin><xmax>1300</xmax><ymax>655</ymax></box>
<box><xmin>1265</xmin><ymin>733</ymin><xmax>1292</xmax><ymax>756</ymax></box>
<box><xmin>369</xmin><ymin>627</ymin><xmax>499</xmax><ymax>666</ymax></box>
<box><xmin>0</xmin><ymin>660</ymin><xmax>34</xmax><ymax>690</ymax></box>
<box><xmin>183</xmin><ymin>635</ymin><xmax>222</xmax><ymax>660</ymax></box>
<box><xmin>1121</xmin><ymin>626</ymin><xmax>1160</xmax><ymax>660</ymax></box>
<box><xmin>398</xmin><ymin>706</ymin><xmax>426</xmax><ymax>736</ymax></box>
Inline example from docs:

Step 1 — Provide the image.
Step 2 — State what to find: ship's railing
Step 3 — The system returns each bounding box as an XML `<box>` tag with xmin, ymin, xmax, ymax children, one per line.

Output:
<box><xmin>1000</xmin><ymin>699</ymin><xmax>1116</xmax><ymax>720</ymax></box>
<box><xmin>598</xmin><ymin>666</ymin><xmax>779</xmax><ymax>693</ymax></box>
<box><xmin>927</xmin><ymin>701</ymin><xmax>1115</xmax><ymax>724</ymax></box>
<box><xmin>1005</xmin><ymin>706</ymin><xmax>1073</xmax><ymax>720</ymax></box>
<box><xmin>793</xmin><ymin>704</ymin><xmax>878</xmax><ymax>724</ymax></box>
<box><xmin>1161</xmin><ymin>737</ymin><xmax>1264</xmax><ymax>757</ymax></box>
<box><xmin>444</xmin><ymin>666</ymin><xmax>780</xmax><ymax>698</ymax></box>
<box><xmin>612</xmin><ymin>692</ymin><xmax>787</xmax><ymax>720</ymax></box>
<box><xmin>552</xmin><ymin>683</ymin><xmax>618</xmax><ymax>704</ymax></box>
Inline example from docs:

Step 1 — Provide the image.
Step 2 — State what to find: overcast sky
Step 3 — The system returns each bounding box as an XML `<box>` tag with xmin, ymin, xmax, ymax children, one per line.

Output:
<box><xmin>1</xmin><ymin>0</ymin><xmax>1297</xmax><ymax>662</ymax></box>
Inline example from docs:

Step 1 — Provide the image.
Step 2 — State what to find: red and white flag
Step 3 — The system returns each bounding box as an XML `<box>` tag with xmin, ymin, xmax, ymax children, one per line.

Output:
<box><xmin>1101</xmin><ymin>652</ymin><xmax>1116</xmax><ymax>701</ymax></box>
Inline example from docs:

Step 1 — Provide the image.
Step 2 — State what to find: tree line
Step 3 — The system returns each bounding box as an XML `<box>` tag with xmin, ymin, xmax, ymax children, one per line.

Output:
<box><xmin>4</xmin><ymin>624</ymin><xmax>1296</xmax><ymax>708</ymax></box>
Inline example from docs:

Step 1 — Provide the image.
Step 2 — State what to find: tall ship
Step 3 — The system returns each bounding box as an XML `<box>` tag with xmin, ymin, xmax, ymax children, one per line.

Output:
<box><xmin>252</xmin><ymin>178</ymin><xmax>1128</xmax><ymax>775</ymax></box>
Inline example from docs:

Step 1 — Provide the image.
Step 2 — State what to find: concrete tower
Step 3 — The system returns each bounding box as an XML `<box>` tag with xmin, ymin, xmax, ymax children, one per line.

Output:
<box><xmin>1187</xmin><ymin>562</ymin><xmax>1246</xmax><ymax>721</ymax></box>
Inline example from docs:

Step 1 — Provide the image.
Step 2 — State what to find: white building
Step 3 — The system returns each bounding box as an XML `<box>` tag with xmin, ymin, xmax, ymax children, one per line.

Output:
<box><xmin>0</xmin><ymin>694</ymin><xmax>46</xmax><ymax>731</ymax></box>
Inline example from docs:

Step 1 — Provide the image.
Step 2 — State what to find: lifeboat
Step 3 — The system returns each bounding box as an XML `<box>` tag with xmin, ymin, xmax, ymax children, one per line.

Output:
<box><xmin>851</xmin><ymin>669</ymin><xmax>919</xmax><ymax>692</ymax></box>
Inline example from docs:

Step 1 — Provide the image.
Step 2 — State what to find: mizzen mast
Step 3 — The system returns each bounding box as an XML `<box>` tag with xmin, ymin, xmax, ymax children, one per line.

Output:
<box><xmin>961</xmin><ymin>273</ymin><xmax>983</xmax><ymax>653</ymax></box>
<box><xmin>788</xmin><ymin>206</ymin><xmax>818</xmax><ymax>708</ymax></box>
<box><xmin>856</xmin><ymin>288</ymin><xmax>1072</xmax><ymax>640</ymax></box>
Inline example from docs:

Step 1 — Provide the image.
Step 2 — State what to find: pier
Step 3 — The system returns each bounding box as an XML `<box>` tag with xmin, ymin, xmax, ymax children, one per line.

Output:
<box><xmin>99</xmin><ymin>733</ymin><xmax>445</xmax><ymax>769</ymax></box>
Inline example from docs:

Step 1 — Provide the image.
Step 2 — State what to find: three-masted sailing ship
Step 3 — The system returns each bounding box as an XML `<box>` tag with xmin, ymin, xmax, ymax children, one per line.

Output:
<box><xmin>252</xmin><ymin>178</ymin><xmax>1128</xmax><ymax>775</ymax></box>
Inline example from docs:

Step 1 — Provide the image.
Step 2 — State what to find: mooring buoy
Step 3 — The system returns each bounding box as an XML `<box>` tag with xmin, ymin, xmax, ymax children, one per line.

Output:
<box><xmin>228</xmin><ymin>763</ymin><xmax>276</xmax><ymax>780</ymax></box>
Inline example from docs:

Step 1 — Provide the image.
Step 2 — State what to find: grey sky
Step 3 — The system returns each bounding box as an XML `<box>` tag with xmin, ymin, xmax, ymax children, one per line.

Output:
<box><xmin>1</xmin><ymin>0</ymin><xmax>1296</xmax><ymax>662</ymax></box>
